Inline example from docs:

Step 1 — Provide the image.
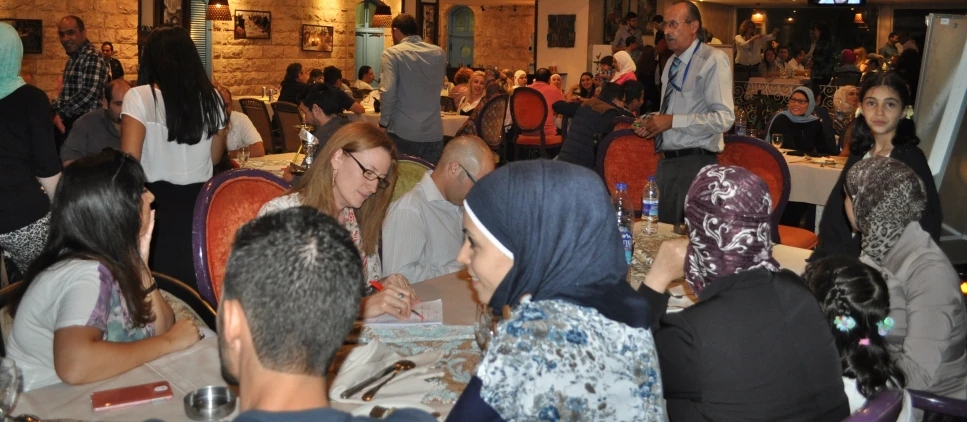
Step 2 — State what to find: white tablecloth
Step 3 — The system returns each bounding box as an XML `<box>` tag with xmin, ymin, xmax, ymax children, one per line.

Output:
<box><xmin>783</xmin><ymin>152</ymin><xmax>846</xmax><ymax>206</ymax></box>
<box><xmin>746</xmin><ymin>77</ymin><xmax>811</xmax><ymax>97</ymax></box>
<box><xmin>348</xmin><ymin>112</ymin><xmax>469</xmax><ymax>138</ymax></box>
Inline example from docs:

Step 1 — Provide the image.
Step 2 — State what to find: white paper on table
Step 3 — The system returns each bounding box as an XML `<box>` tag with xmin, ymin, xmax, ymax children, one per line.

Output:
<box><xmin>667</xmin><ymin>285</ymin><xmax>695</xmax><ymax>313</ymax></box>
<box><xmin>330</xmin><ymin>340</ymin><xmax>444</xmax><ymax>404</ymax></box>
<box><xmin>363</xmin><ymin>299</ymin><xmax>444</xmax><ymax>326</ymax></box>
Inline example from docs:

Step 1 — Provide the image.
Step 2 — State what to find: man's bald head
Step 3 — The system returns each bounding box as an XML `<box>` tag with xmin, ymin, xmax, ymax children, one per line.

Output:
<box><xmin>433</xmin><ymin>136</ymin><xmax>495</xmax><ymax>205</ymax></box>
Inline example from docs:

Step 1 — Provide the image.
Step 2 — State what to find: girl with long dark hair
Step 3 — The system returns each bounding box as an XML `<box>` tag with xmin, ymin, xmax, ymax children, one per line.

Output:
<box><xmin>804</xmin><ymin>256</ymin><xmax>910</xmax><ymax>416</ymax></box>
<box><xmin>812</xmin><ymin>72</ymin><xmax>941</xmax><ymax>260</ymax></box>
<box><xmin>7</xmin><ymin>150</ymin><xmax>201</xmax><ymax>391</ymax></box>
<box><xmin>120</xmin><ymin>27</ymin><xmax>227</xmax><ymax>289</ymax></box>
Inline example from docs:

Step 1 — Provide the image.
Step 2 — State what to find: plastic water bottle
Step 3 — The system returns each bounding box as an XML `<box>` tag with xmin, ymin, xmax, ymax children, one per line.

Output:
<box><xmin>735</xmin><ymin>108</ymin><xmax>747</xmax><ymax>136</ymax></box>
<box><xmin>641</xmin><ymin>176</ymin><xmax>659</xmax><ymax>236</ymax></box>
<box><xmin>614</xmin><ymin>183</ymin><xmax>634</xmax><ymax>264</ymax></box>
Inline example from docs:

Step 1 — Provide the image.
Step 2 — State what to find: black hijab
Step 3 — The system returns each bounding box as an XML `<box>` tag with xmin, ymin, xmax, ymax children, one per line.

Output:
<box><xmin>463</xmin><ymin>160</ymin><xmax>651</xmax><ymax>329</ymax></box>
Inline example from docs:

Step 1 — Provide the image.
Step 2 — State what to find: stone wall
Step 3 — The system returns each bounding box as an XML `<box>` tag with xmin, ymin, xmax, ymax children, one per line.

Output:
<box><xmin>211</xmin><ymin>0</ymin><xmax>400</xmax><ymax>96</ymax></box>
<box><xmin>2</xmin><ymin>0</ymin><xmax>140</xmax><ymax>99</ymax></box>
<box><xmin>438</xmin><ymin>3</ymin><xmax>534</xmax><ymax>72</ymax></box>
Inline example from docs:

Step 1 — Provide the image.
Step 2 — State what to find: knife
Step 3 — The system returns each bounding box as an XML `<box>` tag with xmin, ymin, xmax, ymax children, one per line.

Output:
<box><xmin>339</xmin><ymin>363</ymin><xmax>399</xmax><ymax>399</ymax></box>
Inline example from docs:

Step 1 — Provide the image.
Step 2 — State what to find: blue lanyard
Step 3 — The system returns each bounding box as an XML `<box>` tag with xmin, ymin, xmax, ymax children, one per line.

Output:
<box><xmin>670</xmin><ymin>42</ymin><xmax>702</xmax><ymax>93</ymax></box>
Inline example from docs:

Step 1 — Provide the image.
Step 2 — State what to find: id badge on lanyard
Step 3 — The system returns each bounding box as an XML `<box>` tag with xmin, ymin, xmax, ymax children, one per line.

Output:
<box><xmin>670</xmin><ymin>42</ymin><xmax>702</xmax><ymax>93</ymax></box>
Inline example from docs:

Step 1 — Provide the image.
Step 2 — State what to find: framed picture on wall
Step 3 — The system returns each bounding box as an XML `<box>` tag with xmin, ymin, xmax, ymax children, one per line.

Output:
<box><xmin>417</xmin><ymin>2</ymin><xmax>439</xmax><ymax>45</ymax></box>
<box><xmin>0</xmin><ymin>19</ymin><xmax>42</xmax><ymax>54</ymax></box>
<box><xmin>234</xmin><ymin>10</ymin><xmax>271</xmax><ymax>39</ymax></box>
<box><xmin>302</xmin><ymin>25</ymin><xmax>334</xmax><ymax>52</ymax></box>
<box><xmin>156</xmin><ymin>0</ymin><xmax>187</xmax><ymax>27</ymax></box>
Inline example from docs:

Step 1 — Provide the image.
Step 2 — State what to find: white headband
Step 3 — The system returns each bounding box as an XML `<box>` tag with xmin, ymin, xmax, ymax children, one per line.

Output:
<box><xmin>464</xmin><ymin>201</ymin><xmax>514</xmax><ymax>260</ymax></box>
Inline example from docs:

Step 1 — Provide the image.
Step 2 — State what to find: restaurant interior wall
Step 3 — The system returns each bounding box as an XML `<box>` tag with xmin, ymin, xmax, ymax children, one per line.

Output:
<box><xmin>2</xmin><ymin>0</ymin><xmax>140</xmax><ymax>98</ymax></box>
<box><xmin>438</xmin><ymin>2</ymin><xmax>535</xmax><ymax>72</ymax></box>
<box><xmin>536</xmin><ymin>0</ymin><xmax>589</xmax><ymax>85</ymax></box>
<box><xmin>209</xmin><ymin>0</ymin><xmax>401</xmax><ymax>97</ymax></box>
<box><xmin>695</xmin><ymin>1</ymin><xmax>734</xmax><ymax>47</ymax></box>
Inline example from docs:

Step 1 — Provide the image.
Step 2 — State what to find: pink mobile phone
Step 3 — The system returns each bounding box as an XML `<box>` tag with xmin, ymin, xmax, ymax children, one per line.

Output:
<box><xmin>91</xmin><ymin>381</ymin><xmax>174</xmax><ymax>411</ymax></box>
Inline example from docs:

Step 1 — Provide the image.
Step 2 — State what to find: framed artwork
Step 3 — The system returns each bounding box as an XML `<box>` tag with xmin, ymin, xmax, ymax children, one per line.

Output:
<box><xmin>234</xmin><ymin>10</ymin><xmax>271</xmax><ymax>39</ymax></box>
<box><xmin>157</xmin><ymin>0</ymin><xmax>187</xmax><ymax>27</ymax></box>
<box><xmin>547</xmin><ymin>15</ymin><xmax>576</xmax><ymax>48</ymax></box>
<box><xmin>302</xmin><ymin>25</ymin><xmax>333</xmax><ymax>52</ymax></box>
<box><xmin>417</xmin><ymin>2</ymin><xmax>439</xmax><ymax>45</ymax></box>
<box><xmin>0</xmin><ymin>19</ymin><xmax>42</xmax><ymax>54</ymax></box>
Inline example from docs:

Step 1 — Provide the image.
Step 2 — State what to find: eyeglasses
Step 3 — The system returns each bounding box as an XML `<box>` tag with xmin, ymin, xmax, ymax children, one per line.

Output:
<box><xmin>788</xmin><ymin>98</ymin><xmax>809</xmax><ymax>105</ymax></box>
<box><xmin>345</xmin><ymin>151</ymin><xmax>389</xmax><ymax>189</ymax></box>
<box><xmin>458</xmin><ymin>163</ymin><xmax>477</xmax><ymax>184</ymax></box>
<box><xmin>660</xmin><ymin>20</ymin><xmax>692</xmax><ymax>30</ymax></box>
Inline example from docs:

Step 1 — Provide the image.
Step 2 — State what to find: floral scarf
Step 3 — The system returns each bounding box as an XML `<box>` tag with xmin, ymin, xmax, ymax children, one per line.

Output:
<box><xmin>844</xmin><ymin>156</ymin><xmax>926</xmax><ymax>265</ymax></box>
<box><xmin>684</xmin><ymin>165</ymin><xmax>780</xmax><ymax>294</ymax></box>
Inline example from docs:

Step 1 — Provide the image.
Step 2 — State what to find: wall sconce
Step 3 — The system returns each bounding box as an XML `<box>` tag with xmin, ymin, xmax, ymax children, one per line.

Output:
<box><xmin>205</xmin><ymin>0</ymin><xmax>231</xmax><ymax>21</ymax></box>
<box><xmin>853</xmin><ymin>13</ymin><xmax>864</xmax><ymax>24</ymax></box>
<box><xmin>751</xmin><ymin>12</ymin><xmax>765</xmax><ymax>26</ymax></box>
<box><xmin>787</xmin><ymin>17</ymin><xmax>794</xmax><ymax>23</ymax></box>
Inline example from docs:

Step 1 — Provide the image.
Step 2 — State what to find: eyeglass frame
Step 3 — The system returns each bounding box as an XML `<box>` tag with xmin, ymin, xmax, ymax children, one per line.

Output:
<box><xmin>458</xmin><ymin>163</ymin><xmax>477</xmax><ymax>184</ymax></box>
<box><xmin>788</xmin><ymin>97</ymin><xmax>809</xmax><ymax>105</ymax></box>
<box><xmin>659</xmin><ymin>19</ymin><xmax>695</xmax><ymax>31</ymax></box>
<box><xmin>344</xmin><ymin>151</ymin><xmax>390</xmax><ymax>189</ymax></box>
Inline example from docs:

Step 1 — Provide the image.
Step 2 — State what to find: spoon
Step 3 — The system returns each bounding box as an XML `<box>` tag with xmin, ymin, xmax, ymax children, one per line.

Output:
<box><xmin>361</xmin><ymin>360</ymin><xmax>416</xmax><ymax>402</ymax></box>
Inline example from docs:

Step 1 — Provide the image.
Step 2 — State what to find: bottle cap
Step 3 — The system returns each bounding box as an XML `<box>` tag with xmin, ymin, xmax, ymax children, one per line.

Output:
<box><xmin>648</xmin><ymin>176</ymin><xmax>656</xmax><ymax>182</ymax></box>
<box><xmin>616</xmin><ymin>182</ymin><xmax>627</xmax><ymax>191</ymax></box>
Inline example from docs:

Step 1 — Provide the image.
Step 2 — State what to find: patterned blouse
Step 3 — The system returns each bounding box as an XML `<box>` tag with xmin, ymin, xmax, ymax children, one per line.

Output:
<box><xmin>258</xmin><ymin>193</ymin><xmax>381</xmax><ymax>289</ymax></box>
<box><xmin>477</xmin><ymin>297</ymin><xmax>666</xmax><ymax>421</ymax></box>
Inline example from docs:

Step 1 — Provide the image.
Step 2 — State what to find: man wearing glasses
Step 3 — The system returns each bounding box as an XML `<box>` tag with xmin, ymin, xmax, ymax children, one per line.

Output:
<box><xmin>634</xmin><ymin>0</ymin><xmax>735</xmax><ymax>226</ymax></box>
<box><xmin>381</xmin><ymin>136</ymin><xmax>494</xmax><ymax>283</ymax></box>
<box><xmin>611</xmin><ymin>12</ymin><xmax>644</xmax><ymax>59</ymax></box>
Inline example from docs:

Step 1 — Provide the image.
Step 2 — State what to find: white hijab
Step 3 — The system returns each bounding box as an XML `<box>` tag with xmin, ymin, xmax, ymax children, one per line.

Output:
<box><xmin>513</xmin><ymin>70</ymin><xmax>527</xmax><ymax>89</ymax></box>
<box><xmin>610</xmin><ymin>51</ymin><xmax>637</xmax><ymax>82</ymax></box>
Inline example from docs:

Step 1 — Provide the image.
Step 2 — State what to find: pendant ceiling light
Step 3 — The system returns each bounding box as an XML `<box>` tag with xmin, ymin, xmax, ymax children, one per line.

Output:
<box><xmin>364</xmin><ymin>0</ymin><xmax>393</xmax><ymax>28</ymax></box>
<box><xmin>206</xmin><ymin>0</ymin><xmax>231</xmax><ymax>21</ymax></box>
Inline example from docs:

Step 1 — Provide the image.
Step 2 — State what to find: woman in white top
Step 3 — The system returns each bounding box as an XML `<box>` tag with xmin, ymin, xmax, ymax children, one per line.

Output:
<box><xmin>735</xmin><ymin>20</ymin><xmax>778</xmax><ymax>68</ymax></box>
<box><xmin>120</xmin><ymin>27</ymin><xmax>227</xmax><ymax>290</ymax></box>
<box><xmin>805</xmin><ymin>256</ymin><xmax>914</xmax><ymax>421</ymax></box>
<box><xmin>458</xmin><ymin>71</ymin><xmax>486</xmax><ymax>116</ymax></box>
<box><xmin>258</xmin><ymin>122</ymin><xmax>418</xmax><ymax>320</ymax></box>
<box><xmin>7</xmin><ymin>150</ymin><xmax>201</xmax><ymax>391</ymax></box>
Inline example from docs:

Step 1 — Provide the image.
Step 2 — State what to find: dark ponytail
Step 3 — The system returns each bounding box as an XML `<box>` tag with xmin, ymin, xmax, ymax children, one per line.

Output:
<box><xmin>849</xmin><ymin>72</ymin><xmax>919</xmax><ymax>156</ymax></box>
<box><xmin>804</xmin><ymin>256</ymin><xmax>906</xmax><ymax>398</ymax></box>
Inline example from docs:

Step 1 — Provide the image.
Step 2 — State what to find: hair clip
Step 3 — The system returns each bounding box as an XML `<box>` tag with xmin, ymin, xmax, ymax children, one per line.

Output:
<box><xmin>834</xmin><ymin>315</ymin><xmax>857</xmax><ymax>332</ymax></box>
<box><xmin>858</xmin><ymin>338</ymin><xmax>870</xmax><ymax>347</ymax></box>
<box><xmin>876</xmin><ymin>317</ymin><xmax>895</xmax><ymax>336</ymax></box>
<box><xmin>903</xmin><ymin>105</ymin><xmax>914</xmax><ymax>120</ymax></box>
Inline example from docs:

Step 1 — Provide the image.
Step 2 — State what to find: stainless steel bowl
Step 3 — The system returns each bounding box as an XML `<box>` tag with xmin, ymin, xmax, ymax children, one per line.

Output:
<box><xmin>183</xmin><ymin>386</ymin><xmax>237</xmax><ymax>421</ymax></box>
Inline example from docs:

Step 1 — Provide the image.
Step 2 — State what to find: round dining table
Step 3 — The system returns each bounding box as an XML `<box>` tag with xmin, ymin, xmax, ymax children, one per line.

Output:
<box><xmin>13</xmin><ymin>223</ymin><xmax>812</xmax><ymax>421</ymax></box>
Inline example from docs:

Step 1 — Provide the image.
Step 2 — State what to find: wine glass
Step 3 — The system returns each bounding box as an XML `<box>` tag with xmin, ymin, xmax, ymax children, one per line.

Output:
<box><xmin>770</xmin><ymin>133</ymin><xmax>784</xmax><ymax>149</ymax></box>
<box><xmin>238</xmin><ymin>146</ymin><xmax>250</xmax><ymax>164</ymax></box>
<box><xmin>474</xmin><ymin>304</ymin><xmax>497</xmax><ymax>351</ymax></box>
<box><xmin>0</xmin><ymin>358</ymin><xmax>22</xmax><ymax>420</ymax></box>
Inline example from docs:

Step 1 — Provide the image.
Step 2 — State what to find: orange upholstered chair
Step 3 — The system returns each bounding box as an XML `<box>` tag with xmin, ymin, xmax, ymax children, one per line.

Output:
<box><xmin>719</xmin><ymin>135</ymin><xmax>819</xmax><ymax>249</ymax></box>
<box><xmin>612</xmin><ymin>115</ymin><xmax>636</xmax><ymax>132</ymax></box>
<box><xmin>510</xmin><ymin>87</ymin><xmax>562</xmax><ymax>160</ymax></box>
<box><xmin>192</xmin><ymin>169</ymin><xmax>290</xmax><ymax>306</ymax></box>
<box><xmin>596</xmin><ymin>129</ymin><xmax>659</xmax><ymax>215</ymax></box>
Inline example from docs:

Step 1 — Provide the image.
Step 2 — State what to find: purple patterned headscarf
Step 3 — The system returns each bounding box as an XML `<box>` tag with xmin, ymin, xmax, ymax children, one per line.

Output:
<box><xmin>684</xmin><ymin>165</ymin><xmax>781</xmax><ymax>294</ymax></box>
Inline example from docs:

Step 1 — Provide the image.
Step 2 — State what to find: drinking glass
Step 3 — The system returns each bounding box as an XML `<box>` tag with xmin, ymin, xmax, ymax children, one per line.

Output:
<box><xmin>771</xmin><ymin>134</ymin><xmax>784</xmax><ymax>149</ymax></box>
<box><xmin>239</xmin><ymin>146</ymin><xmax>250</xmax><ymax>163</ymax></box>
<box><xmin>474</xmin><ymin>304</ymin><xmax>497</xmax><ymax>351</ymax></box>
<box><xmin>0</xmin><ymin>358</ymin><xmax>21</xmax><ymax>420</ymax></box>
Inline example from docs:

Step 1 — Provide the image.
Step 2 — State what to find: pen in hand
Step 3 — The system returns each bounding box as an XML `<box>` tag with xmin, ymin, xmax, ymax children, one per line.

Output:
<box><xmin>369</xmin><ymin>281</ymin><xmax>424</xmax><ymax>321</ymax></box>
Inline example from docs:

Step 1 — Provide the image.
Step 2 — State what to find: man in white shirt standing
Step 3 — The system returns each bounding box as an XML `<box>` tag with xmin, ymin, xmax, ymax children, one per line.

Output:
<box><xmin>217</xmin><ymin>86</ymin><xmax>265</xmax><ymax>158</ymax></box>
<box><xmin>381</xmin><ymin>136</ymin><xmax>494</xmax><ymax>283</ymax></box>
<box><xmin>633</xmin><ymin>0</ymin><xmax>734</xmax><ymax>225</ymax></box>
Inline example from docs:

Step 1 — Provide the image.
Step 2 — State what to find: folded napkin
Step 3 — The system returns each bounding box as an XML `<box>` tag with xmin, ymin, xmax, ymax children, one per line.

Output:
<box><xmin>667</xmin><ymin>284</ymin><xmax>695</xmax><ymax>313</ymax></box>
<box><xmin>330</xmin><ymin>340</ymin><xmax>445</xmax><ymax>404</ymax></box>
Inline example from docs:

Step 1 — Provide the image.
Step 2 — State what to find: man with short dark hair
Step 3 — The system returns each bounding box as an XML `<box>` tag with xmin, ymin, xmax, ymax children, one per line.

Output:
<box><xmin>879</xmin><ymin>32</ymin><xmax>900</xmax><ymax>63</ymax></box>
<box><xmin>611</xmin><ymin>12</ymin><xmax>643</xmax><ymax>56</ymax></box>
<box><xmin>622</xmin><ymin>80</ymin><xmax>645</xmax><ymax>114</ymax></box>
<box><xmin>379</xmin><ymin>14</ymin><xmax>447</xmax><ymax>163</ymax></box>
<box><xmin>308</xmin><ymin>68</ymin><xmax>323</xmax><ymax>84</ymax></box>
<box><xmin>60</xmin><ymin>79</ymin><xmax>130</xmax><ymax>164</ymax></box>
<box><xmin>382</xmin><ymin>136</ymin><xmax>494</xmax><ymax>283</ymax></box>
<box><xmin>217</xmin><ymin>207</ymin><xmax>436</xmax><ymax>421</ymax></box>
<box><xmin>554</xmin><ymin>82</ymin><xmax>635</xmax><ymax>169</ymax></box>
<box><xmin>100</xmin><ymin>41</ymin><xmax>124</xmax><ymax>80</ymax></box>
<box><xmin>776</xmin><ymin>45</ymin><xmax>790</xmax><ymax>69</ymax></box>
<box><xmin>355</xmin><ymin>65</ymin><xmax>375</xmax><ymax>90</ymax></box>
<box><xmin>279</xmin><ymin>63</ymin><xmax>310</xmax><ymax>104</ymax></box>
<box><xmin>217</xmin><ymin>86</ymin><xmax>265</xmax><ymax>158</ymax></box>
<box><xmin>635</xmin><ymin>0</ymin><xmax>734</xmax><ymax>225</ymax></box>
<box><xmin>624</xmin><ymin>35</ymin><xmax>640</xmax><ymax>61</ymax></box>
<box><xmin>299</xmin><ymin>83</ymin><xmax>349</xmax><ymax>156</ymax></box>
<box><xmin>322</xmin><ymin>66</ymin><xmax>364</xmax><ymax>114</ymax></box>
<box><xmin>52</xmin><ymin>15</ymin><xmax>110</xmax><ymax>141</ymax></box>
<box><xmin>528</xmin><ymin>68</ymin><xmax>566</xmax><ymax>136</ymax></box>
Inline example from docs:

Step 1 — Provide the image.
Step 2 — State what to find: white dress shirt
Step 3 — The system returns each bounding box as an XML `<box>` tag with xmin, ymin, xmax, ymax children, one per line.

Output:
<box><xmin>354</xmin><ymin>80</ymin><xmax>374</xmax><ymax>90</ymax></box>
<box><xmin>381</xmin><ymin>171</ymin><xmax>464</xmax><ymax>282</ymax></box>
<box><xmin>659</xmin><ymin>39</ymin><xmax>735</xmax><ymax>152</ymax></box>
<box><xmin>734</xmin><ymin>33</ymin><xmax>775</xmax><ymax>66</ymax></box>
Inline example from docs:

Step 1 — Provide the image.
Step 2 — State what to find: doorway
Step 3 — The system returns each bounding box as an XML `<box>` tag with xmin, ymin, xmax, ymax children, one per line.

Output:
<box><xmin>447</xmin><ymin>6</ymin><xmax>474</xmax><ymax>67</ymax></box>
<box><xmin>355</xmin><ymin>2</ymin><xmax>384</xmax><ymax>87</ymax></box>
